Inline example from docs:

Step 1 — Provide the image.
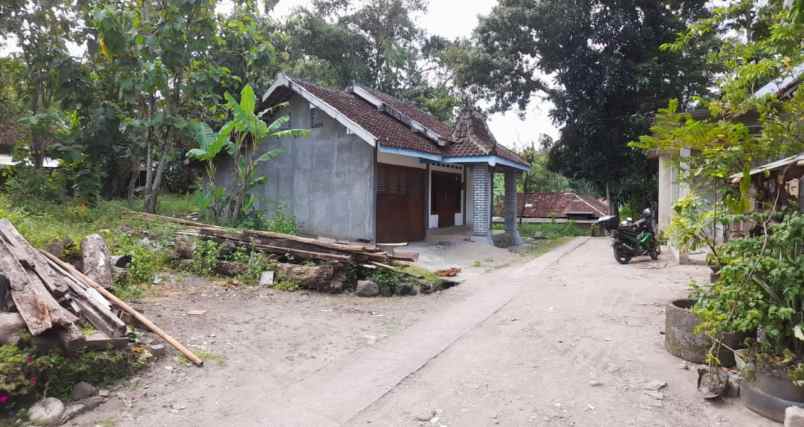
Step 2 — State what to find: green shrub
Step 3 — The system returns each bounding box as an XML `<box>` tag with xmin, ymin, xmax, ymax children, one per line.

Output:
<box><xmin>188</xmin><ymin>240</ymin><xmax>221</xmax><ymax>276</ymax></box>
<box><xmin>0</xmin><ymin>342</ymin><xmax>150</xmax><ymax>410</ymax></box>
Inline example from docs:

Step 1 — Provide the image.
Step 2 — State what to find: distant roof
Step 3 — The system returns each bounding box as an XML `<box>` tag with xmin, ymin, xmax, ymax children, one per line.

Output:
<box><xmin>517</xmin><ymin>192</ymin><xmax>610</xmax><ymax>218</ymax></box>
<box><xmin>262</xmin><ymin>74</ymin><xmax>528</xmax><ymax>170</ymax></box>
<box><xmin>754</xmin><ymin>63</ymin><xmax>804</xmax><ymax>98</ymax></box>
<box><xmin>729</xmin><ymin>152</ymin><xmax>804</xmax><ymax>183</ymax></box>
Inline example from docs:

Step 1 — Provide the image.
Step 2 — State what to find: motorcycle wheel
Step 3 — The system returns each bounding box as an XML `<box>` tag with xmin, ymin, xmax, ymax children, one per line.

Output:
<box><xmin>613</xmin><ymin>246</ymin><xmax>632</xmax><ymax>264</ymax></box>
<box><xmin>649</xmin><ymin>249</ymin><xmax>659</xmax><ymax>260</ymax></box>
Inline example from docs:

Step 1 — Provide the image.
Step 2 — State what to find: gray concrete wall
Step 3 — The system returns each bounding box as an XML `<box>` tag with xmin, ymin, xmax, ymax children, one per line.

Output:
<box><xmin>215</xmin><ymin>94</ymin><xmax>376</xmax><ymax>241</ymax></box>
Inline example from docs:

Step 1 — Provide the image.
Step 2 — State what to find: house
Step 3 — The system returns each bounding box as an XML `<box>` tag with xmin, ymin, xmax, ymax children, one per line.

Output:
<box><xmin>654</xmin><ymin>64</ymin><xmax>803</xmax><ymax>262</ymax></box>
<box><xmin>216</xmin><ymin>74</ymin><xmax>529</xmax><ymax>244</ymax></box>
<box><xmin>514</xmin><ymin>192</ymin><xmax>610</xmax><ymax>223</ymax></box>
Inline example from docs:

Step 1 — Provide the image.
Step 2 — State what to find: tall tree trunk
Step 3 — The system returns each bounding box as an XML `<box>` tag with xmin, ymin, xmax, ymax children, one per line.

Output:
<box><xmin>126</xmin><ymin>158</ymin><xmax>140</xmax><ymax>205</ymax></box>
<box><xmin>143</xmin><ymin>144</ymin><xmax>169</xmax><ymax>214</ymax></box>
<box><xmin>606</xmin><ymin>183</ymin><xmax>616</xmax><ymax>218</ymax></box>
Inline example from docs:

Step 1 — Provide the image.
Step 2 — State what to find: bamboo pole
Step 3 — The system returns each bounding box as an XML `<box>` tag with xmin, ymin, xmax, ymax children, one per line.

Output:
<box><xmin>40</xmin><ymin>250</ymin><xmax>204</xmax><ymax>367</ymax></box>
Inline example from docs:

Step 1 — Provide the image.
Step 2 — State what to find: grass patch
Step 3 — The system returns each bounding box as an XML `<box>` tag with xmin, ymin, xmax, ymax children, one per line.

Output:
<box><xmin>0</xmin><ymin>194</ymin><xmax>195</xmax><ymax>300</ymax></box>
<box><xmin>398</xmin><ymin>264</ymin><xmax>442</xmax><ymax>286</ymax></box>
<box><xmin>493</xmin><ymin>221</ymin><xmax>588</xmax><ymax>240</ymax></box>
<box><xmin>519</xmin><ymin>236</ymin><xmax>575</xmax><ymax>257</ymax></box>
<box><xmin>177</xmin><ymin>350</ymin><xmax>225</xmax><ymax>367</ymax></box>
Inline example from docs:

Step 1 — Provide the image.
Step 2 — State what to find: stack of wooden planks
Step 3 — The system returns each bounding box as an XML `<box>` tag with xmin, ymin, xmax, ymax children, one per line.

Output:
<box><xmin>0</xmin><ymin>219</ymin><xmax>202</xmax><ymax>365</ymax></box>
<box><xmin>0</xmin><ymin>219</ymin><xmax>126</xmax><ymax>350</ymax></box>
<box><xmin>134</xmin><ymin>211</ymin><xmax>417</xmax><ymax>264</ymax></box>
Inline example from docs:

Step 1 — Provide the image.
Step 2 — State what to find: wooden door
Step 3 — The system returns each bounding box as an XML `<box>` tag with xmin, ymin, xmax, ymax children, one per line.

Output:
<box><xmin>376</xmin><ymin>164</ymin><xmax>426</xmax><ymax>243</ymax></box>
<box><xmin>431</xmin><ymin>172</ymin><xmax>461</xmax><ymax>228</ymax></box>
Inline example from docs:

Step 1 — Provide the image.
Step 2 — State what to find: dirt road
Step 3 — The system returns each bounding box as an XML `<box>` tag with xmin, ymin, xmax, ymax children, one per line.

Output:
<box><xmin>72</xmin><ymin>238</ymin><xmax>773</xmax><ymax>427</ymax></box>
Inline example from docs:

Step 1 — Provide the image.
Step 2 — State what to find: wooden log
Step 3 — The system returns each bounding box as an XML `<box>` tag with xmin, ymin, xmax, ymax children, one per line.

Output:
<box><xmin>81</xmin><ymin>234</ymin><xmax>114</xmax><ymax>289</ymax></box>
<box><xmin>131</xmin><ymin>211</ymin><xmax>383</xmax><ymax>255</ymax></box>
<box><xmin>177</xmin><ymin>231</ymin><xmax>353</xmax><ymax>263</ymax></box>
<box><xmin>41</xmin><ymin>251</ymin><xmax>204</xmax><ymax>367</ymax></box>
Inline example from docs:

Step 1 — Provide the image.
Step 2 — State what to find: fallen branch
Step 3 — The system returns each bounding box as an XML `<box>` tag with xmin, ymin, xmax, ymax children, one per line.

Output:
<box><xmin>41</xmin><ymin>251</ymin><xmax>204</xmax><ymax>367</ymax></box>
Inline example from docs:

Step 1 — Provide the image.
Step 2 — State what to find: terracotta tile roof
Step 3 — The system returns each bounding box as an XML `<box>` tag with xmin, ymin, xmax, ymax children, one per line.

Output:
<box><xmin>517</xmin><ymin>192</ymin><xmax>610</xmax><ymax>218</ymax></box>
<box><xmin>267</xmin><ymin>76</ymin><xmax>527</xmax><ymax>167</ymax></box>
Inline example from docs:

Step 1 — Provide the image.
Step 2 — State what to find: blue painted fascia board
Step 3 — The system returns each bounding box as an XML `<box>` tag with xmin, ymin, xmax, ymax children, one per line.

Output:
<box><xmin>378</xmin><ymin>146</ymin><xmax>443</xmax><ymax>163</ymax></box>
<box><xmin>442</xmin><ymin>156</ymin><xmax>529</xmax><ymax>172</ymax></box>
<box><xmin>378</xmin><ymin>146</ymin><xmax>529</xmax><ymax>172</ymax></box>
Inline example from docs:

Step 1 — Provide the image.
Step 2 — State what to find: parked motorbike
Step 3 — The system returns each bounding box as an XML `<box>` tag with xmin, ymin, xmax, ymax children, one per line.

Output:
<box><xmin>596</xmin><ymin>208</ymin><xmax>660</xmax><ymax>264</ymax></box>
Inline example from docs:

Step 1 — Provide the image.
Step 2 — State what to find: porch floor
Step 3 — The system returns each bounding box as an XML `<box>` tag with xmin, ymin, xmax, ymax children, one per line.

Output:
<box><xmin>404</xmin><ymin>226</ymin><xmax>522</xmax><ymax>280</ymax></box>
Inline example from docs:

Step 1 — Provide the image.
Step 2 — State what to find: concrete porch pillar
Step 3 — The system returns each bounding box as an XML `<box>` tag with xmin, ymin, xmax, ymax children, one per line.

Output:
<box><xmin>469</xmin><ymin>164</ymin><xmax>492</xmax><ymax>243</ymax></box>
<box><xmin>504</xmin><ymin>170</ymin><xmax>523</xmax><ymax>246</ymax></box>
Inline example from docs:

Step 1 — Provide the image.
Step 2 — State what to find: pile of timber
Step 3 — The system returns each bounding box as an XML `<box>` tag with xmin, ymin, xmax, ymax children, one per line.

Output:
<box><xmin>0</xmin><ymin>220</ymin><xmax>126</xmax><ymax>350</ymax></box>
<box><xmin>0</xmin><ymin>220</ymin><xmax>202</xmax><ymax>365</ymax></box>
<box><xmin>134</xmin><ymin>212</ymin><xmax>417</xmax><ymax>264</ymax></box>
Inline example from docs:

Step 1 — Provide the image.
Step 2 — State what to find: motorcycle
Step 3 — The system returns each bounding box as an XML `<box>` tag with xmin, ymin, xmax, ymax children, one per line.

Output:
<box><xmin>595</xmin><ymin>208</ymin><xmax>660</xmax><ymax>264</ymax></box>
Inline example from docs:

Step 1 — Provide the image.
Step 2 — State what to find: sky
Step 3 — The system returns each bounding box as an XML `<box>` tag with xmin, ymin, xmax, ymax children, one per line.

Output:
<box><xmin>0</xmin><ymin>0</ymin><xmax>559</xmax><ymax>149</ymax></box>
<box><xmin>270</xmin><ymin>0</ymin><xmax>559</xmax><ymax>149</ymax></box>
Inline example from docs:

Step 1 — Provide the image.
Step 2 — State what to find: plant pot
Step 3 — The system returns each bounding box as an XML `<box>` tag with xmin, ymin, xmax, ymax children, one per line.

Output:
<box><xmin>741</xmin><ymin>365</ymin><xmax>804</xmax><ymax>422</ymax></box>
<box><xmin>664</xmin><ymin>299</ymin><xmax>747</xmax><ymax>367</ymax></box>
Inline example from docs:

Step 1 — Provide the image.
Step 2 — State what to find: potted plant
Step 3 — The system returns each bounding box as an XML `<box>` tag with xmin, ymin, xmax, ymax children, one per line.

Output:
<box><xmin>693</xmin><ymin>214</ymin><xmax>804</xmax><ymax>421</ymax></box>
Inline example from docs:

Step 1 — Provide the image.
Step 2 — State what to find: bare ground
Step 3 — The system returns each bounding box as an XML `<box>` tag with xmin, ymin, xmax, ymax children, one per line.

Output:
<box><xmin>69</xmin><ymin>238</ymin><xmax>774</xmax><ymax>427</ymax></box>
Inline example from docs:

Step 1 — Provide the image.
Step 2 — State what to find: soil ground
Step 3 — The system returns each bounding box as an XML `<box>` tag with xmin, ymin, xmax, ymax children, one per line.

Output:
<box><xmin>70</xmin><ymin>238</ymin><xmax>774</xmax><ymax>427</ymax></box>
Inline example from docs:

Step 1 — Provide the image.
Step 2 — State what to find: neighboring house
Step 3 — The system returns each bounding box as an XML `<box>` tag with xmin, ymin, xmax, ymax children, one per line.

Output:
<box><xmin>0</xmin><ymin>120</ymin><xmax>59</xmax><ymax>169</ymax></box>
<box><xmin>515</xmin><ymin>192</ymin><xmax>610</xmax><ymax>223</ymax></box>
<box><xmin>654</xmin><ymin>64</ymin><xmax>803</xmax><ymax>262</ymax></box>
<box><xmin>216</xmin><ymin>74</ymin><xmax>529</xmax><ymax>244</ymax></box>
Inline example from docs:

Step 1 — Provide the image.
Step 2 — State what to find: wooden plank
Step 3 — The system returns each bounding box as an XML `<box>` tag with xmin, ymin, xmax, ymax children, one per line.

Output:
<box><xmin>0</xmin><ymin>219</ymin><xmax>69</xmax><ymax>296</ymax></box>
<box><xmin>0</xmin><ymin>226</ymin><xmax>78</xmax><ymax>336</ymax></box>
<box><xmin>41</xmin><ymin>251</ymin><xmax>204</xmax><ymax>367</ymax></box>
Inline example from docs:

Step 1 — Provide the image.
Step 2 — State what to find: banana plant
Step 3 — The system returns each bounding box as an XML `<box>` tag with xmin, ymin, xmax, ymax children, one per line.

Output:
<box><xmin>188</xmin><ymin>84</ymin><xmax>308</xmax><ymax>225</ymax></box>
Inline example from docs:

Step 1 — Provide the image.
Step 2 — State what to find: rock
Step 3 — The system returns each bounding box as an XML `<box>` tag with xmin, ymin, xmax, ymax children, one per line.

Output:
<box><xmin>276</xmin><ymin>263</ymin><xmax>336</xmax><ymax>292</ymax></box>
<box><xmin>329</xmin><ymin>270</ymin><xmax>347</xmax><ymax>293</ymax></box>
<box><xmin>111</xmin><ymin>255</ymin><xmax>132</xmax><ymax>268</ymax></box>
<box><xmin>59</xmin><ymin>396</ymin><xmax>104</xmax><ymax>424</ymax></box>
<box><xmin>149</xmin><ymin>343</ymin><xmax>166</xmax><ymax>357</ymax></box>
<box><xmin>642</xmin><ymin>380</ymin><xmax>667</xmax><ymax>391</ymax></box>
<box><xmin>379</xmin><ymin>284</ymin><xmax>394</xmax><ymax>297</ymax></box>
<box><xmin>725</xmin><ymin>373</ymin><xmax>740</xmax><ymax>398</ymax></box>
<box><xmin>174</xmin><ymin>236</ymin><xmax>196</xmax><ymax>260</ymax></box>
<box><xmin>28</xmin><ymin>397</ymin><xmax>64</xmax><ymax>426</ymax></box>
<box><xmin>45</xmin><ymin>238</ymin><xmax>75</xmax><ymax>260</ymax></box>
<box><xmin>355</xmin><ymin>280</ymin><xmax>379</xmax><ymax>297</ymax></box>
<box><xmin>81</xmin><ymin>234</ymin><xmax>114</xmax><ymax>289</ymax></box>
<box><xmin>259</xmin><ymin>271</ymin><xmax>275</xmax><ymax>287</ymax></box>
<box><xmin>0</xmin><ymin>312</ymin><xmax>25</xmax><ymax>345</ymax></box>
<box><xmin>680</xmin><ymin>362</ymin><xmax>690</xmax><ymax>370</ymax></box>
<box><xmin>419</xmin><ymin>283</ymin><xmax>434</xmax><ymax>294</ymax></box>
<box><xmin>589</xmin><ymin>380</ymin><xmax>603</xmax><ymax>387</ymax></box>
<box><xmin>71</xmin><ymin>382</ymin><xmax>98</xmax><ymax>401</ymax></box>
<box><xmin>414</xmin><ymin>409</ymin><xmax>436</xmax><ymax>422</ymax></box>
<box><xmin>215</xmin><ymin>261</ymin><xmax>248</xmax><ymax>277</ymax></box>
<box><xmin>785</xmin><ymin>406</ymin><xmax>804</xmax><ymax>427</ymax></box>
<box><xmin>398</xmin><ymin>283</ymin><xmax>417</xmax><ymax>296</ymax></box>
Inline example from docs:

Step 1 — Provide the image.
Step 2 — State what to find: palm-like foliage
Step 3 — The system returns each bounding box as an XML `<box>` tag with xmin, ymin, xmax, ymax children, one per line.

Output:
<box><xmin>188</xmin><ymin>84</ymin><xmax>308</xmax><ymax>225</ymax></box>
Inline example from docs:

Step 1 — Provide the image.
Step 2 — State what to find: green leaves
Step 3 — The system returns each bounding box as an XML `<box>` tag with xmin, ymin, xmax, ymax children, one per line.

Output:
<box><xmin>187</xmin><ymin>84</ymin><xmax>308</xmax><ymax>225</ymax></box>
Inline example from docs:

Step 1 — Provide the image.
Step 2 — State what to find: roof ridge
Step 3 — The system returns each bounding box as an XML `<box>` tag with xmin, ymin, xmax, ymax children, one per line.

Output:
<box><xmin>573</xmin><ymin>193</ymin><xmax>607</xmax><ymax>216</ymax></box>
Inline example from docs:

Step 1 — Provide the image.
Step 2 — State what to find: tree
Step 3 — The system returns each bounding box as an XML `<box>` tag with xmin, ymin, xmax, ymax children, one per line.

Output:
<box><xmin>284</xmin><ymin>0</ymin><xmax>459</xmax><ymax>120</ymax></box>
<box><xmin>0</xmin><ymin>0</ymin><xmax>83</xmax><ymax>168</ymax></box>
<box><xmin>465</xmin><ymin>0</ymin><xmax>717</xmax><ymax>211</ymax></box>
<box><xmin>94</xmin><ymin>0</ymin><xmax>225</xmax><ymax>212</ymax></box>
<box><xmin>632</xmin><ymin>0</ymin><xmax>803</xmax><ymax>213</ymax></box>
<box><xmin>188</xmin><ymin>85</ymin><xmax>308</xmax><ymax>225</ymax></box>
